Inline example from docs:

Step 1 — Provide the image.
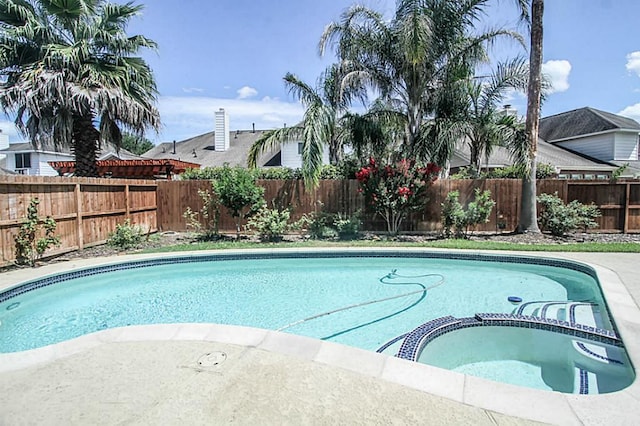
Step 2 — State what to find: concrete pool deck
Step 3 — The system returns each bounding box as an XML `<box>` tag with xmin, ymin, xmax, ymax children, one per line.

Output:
<box><xmin>1</xmin><ymin>248</ymin><xmax>639</xmax><ymax>425</ymax></box>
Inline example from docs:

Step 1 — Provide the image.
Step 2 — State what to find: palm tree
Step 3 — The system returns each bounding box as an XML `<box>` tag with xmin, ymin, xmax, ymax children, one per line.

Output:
<box><xmin>319</xmin><ymin>0</ymin><xmax>524</xmax><ymax>164</ymax></box>
<box><xmin>458</xmin><ymin>57</ymin><xmax>529</xmax><ymax>176</ymax></box>
<box><xmin>248</xmin><ymin>64</ymin><xmax>365</xmax><ymax>186</ymax></box>
<box><xmin>517</xmin><ymin>0</ymin><xmax>543</xmax><ymax>233</ymax></box>
<box><xmin>0</xmin><ymin>0</ymin><xmax>160</xmax><ymax>177</ymax></box>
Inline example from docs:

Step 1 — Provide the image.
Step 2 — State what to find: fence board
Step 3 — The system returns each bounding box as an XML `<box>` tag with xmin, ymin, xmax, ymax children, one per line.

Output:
<box><xmin>0</xmin><ymin>176</ymin><xmax>157</xmax><ymax>265</ymax></box>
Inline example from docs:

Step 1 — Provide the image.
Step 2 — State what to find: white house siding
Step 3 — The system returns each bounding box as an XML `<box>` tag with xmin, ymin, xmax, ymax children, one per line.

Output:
<box><xmin>556</xmin><ymin>133</ymin><xmax>615</xmax><ymax>161</ymax></box>
<box><xmin>614</xmin><ymin>132</ymin><xmax>639</xmax><ymax>161</ymax></box>
<box><xmin>5</xmin><ymin>151</ymin><xmax>72</xmax><ymax>175</ymax></box>
<box><xmin>280</xmin><ymin>141</ymin><xmax>330</xmax><ymax>169</ymax></box>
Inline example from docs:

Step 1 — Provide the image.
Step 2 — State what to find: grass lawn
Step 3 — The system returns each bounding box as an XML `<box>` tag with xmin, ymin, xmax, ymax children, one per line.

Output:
<box><xmin>141</xmin><ymin>238</ymin><xmax>640</xmax><ymax>254</ymax></box>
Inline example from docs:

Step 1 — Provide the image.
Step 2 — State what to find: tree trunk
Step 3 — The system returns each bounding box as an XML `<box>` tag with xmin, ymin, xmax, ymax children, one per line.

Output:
<box><xmin>72</xmin><ymin>114</ymin><xmax>101</xmax><ymax>177</ymax></box>
<box><xmin>517</xmin><ymin>0</ymin><xmax>543</xmax><ymax>234</ymax></box>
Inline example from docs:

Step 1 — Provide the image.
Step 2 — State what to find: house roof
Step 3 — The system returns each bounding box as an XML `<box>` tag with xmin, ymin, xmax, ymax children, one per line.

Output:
<box><xmin>0</xmin><ymin>142</ymin><xmax>141</xmax><ymax>159</ymax></box>
<box><xmin>142</xmin><ymin>129</ymin><xmax>279</xmax><ymax>168</ymax></box>
<box><xmin>451</xmin><ymin>137</ymin><xmax>617</xmax><ymax>172</ymax></box>
<box><xmin>539</xmin><ymin>107</ymin><xmax>640</xmax><ymax>142</ymax></box>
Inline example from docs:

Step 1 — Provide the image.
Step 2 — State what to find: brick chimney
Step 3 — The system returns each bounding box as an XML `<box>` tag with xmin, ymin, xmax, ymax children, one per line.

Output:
<box><xmin>214</xmin><ymin>108</ymin><xmax>230</xmax><ymax>151</ymax></box>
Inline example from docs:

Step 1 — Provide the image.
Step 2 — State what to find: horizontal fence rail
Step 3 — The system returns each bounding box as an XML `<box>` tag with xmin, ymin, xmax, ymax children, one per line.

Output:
<box><xmin>2</xmin><ymin>176</ymin><xmax>638</xmax><ymax>265</ymax></box>
<box><xmin>0</xmin><ymin>175</ymin><xmax>157</xmax><ymax>266</ymax></box>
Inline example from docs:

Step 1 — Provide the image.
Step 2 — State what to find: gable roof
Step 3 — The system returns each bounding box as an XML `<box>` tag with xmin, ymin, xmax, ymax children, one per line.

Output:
<box><xmin>539</xmin><ymin>107</ymin><xmax>640</xmax><ymax>142</ymax></box>
<box><xmin>142</xmin><ymin>129</ymin><xmax>279</xmax><ymax>168</ymax></box>
<box><xmin>451</xmin><ymin>137</ymin><xmax>617</xmax><ymax>172</ymax></box>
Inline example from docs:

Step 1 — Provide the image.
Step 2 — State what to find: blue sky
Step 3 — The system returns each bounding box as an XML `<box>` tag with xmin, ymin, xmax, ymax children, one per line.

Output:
<box><xmin>3</xmin><ymin>0</ymin><xmax>640</xmax><ymax>144</ymax></box>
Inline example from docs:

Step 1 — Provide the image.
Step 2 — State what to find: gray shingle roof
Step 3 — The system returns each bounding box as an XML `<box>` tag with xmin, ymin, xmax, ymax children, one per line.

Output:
<box><xmin>539</xmin><ymin>107</ymin><xmax>640</xmax><ymax>142</ymax></box>
<box><xmin>452</xmin><ymin>137</ymin><xmax>616</xmax><ymax>172</ymax></box>
<box><xmin>142</xmin><ymin>130</ymin><xmax>278</xmax><ymax>168</ymax></box>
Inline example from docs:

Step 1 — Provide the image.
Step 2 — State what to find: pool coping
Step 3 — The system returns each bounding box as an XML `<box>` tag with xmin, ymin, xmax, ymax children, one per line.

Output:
<box><xmin>1</xmin><ymin>247</ymin><xmax>640</xmax><ymax>425</ymax></box>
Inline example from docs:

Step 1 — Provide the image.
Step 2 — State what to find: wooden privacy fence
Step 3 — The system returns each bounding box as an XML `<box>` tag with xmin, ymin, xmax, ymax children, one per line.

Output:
<box><xmin>157</xmin><ymin>179</ymin><xmax>640</xmax><ymax>234</ymax></box>
<box><xmin>0</xmin><ymin>175</ymin><xmax>157</xmax><ymax>265</ymax></box>
<box><xmin>2</xmin><ymin>177</ymin><xmax>638</xmax><ymax>265</ymax></box>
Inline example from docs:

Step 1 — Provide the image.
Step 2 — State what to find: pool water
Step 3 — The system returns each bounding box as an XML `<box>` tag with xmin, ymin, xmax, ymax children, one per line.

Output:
<box><xmin>418</xmin><ymin>326</ymin><xmax>634</xmax><ymax>393</ymax></box>
<box><xmin>0</xmin><ymin>255</ymin><xmax>609</xmax><ymax>354</ymax></box>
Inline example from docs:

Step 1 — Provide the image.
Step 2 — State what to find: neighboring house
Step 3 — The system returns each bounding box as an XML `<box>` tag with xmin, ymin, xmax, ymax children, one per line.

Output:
<box><xmin>539</xmin><ymin>107</ymin><xmax>640</xmax><ymax>177</ymax></box>
<box><xmin>0</xmin><ymin>136</ymin><xmax>142</xmax><ymax>176</ymax></box>
<box><xmin>451</xmin><ymin>137</ymin><xmax>617</xmax><ymax>179</ymax></box>
<box><xmin>143</xmin><ymin>108</ymin><xmax>330</xmax><ymax>169</ymax></box>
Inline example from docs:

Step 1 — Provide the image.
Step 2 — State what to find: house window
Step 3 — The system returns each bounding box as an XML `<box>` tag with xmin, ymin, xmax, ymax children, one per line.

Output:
<box><xmin>297</xmin><ymin>142</ymin><xmax>303</xmax><ymax>155</ymax></box>
<box><xmin>15</xmin><ymin>153</ymin><xmax>31</xmax><ymax>169</ymax></box>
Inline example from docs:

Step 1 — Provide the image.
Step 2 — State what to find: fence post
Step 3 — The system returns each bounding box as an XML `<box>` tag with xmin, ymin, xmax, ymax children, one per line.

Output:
<box><xmin>74</xmin><ymin>182</ymin><xmax>84</xmax><ymax>249</ymax></box>
<box><xmin>125</xmin><ymin>183</ymin><xmax>130</xmax><ymax>221</ymax></box>
<box><xmin>624</xmin><ymin>182</ymin><xmax>631</xmax><ymax>234</ymax></box>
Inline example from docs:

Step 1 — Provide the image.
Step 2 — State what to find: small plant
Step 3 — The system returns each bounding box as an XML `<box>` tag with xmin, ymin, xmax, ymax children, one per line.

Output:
<box><xmin>333</xmin><ymin>212</ymin><xmax>362</xmax><ymax>240</ymax></box>
<box><xmin>611</xmin><ymin>163</ymin><xmax>629</xmax><ymax>182</ymax></box>
<box><xmin>107</xmin><ymin>219</ymin><xmax>145</xmax><ymax>250</ymax></box>
<box><xmin>301</xmin><ymin>210</ymin><xmax>337</xmax><ymax>239</ymax></box>
<box><xmin>212</xmin><ymin>165</ymin><xmax>265</xmax><ymax>239</ymax></box>
<box><xmin>537</xmin><ymin>192</ymin><xmax>601</xmax><ymax>236</ymax></box>
<box><xmin>441</xmin><ymin>189</ymin><xmax>496</xmax><ymax>238</ymax></box>
<box><xmin>14</xmin><ymin>198</ymin><xmax>60</xmax><ymax>266</ymax></box>
<box><xmin>183</xmin><ymin>188</ymin><xmax>220</xmax><ymax>240</ymax></box>
<box><xmin>246</xmin><ymin>206</ymin><xmax>293</xmax><ymax>242</ymax></box>
<box><xmin>441</xmin><ymin>191</ymin><xmax>466</xmax><ymax>238</ymax></box>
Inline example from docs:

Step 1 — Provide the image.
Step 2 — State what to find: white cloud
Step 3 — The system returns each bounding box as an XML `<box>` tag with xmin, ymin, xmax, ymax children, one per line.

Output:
<box><xmin>541</xmin><ymin>60</ymin><xmax>572</xmax><ymax>94</ymax></box>
<box><xmin>626</xmin><ymin>51</ymin><xmax>640</xmax><ymax>77</ymax></box>
<box><xmin>0</xmin><ymin>119</ymin><xmax>23</xmax><ymax>142</ymax></box>
<box><xmin>618</xmin><ymin>103</ymin><xmax>640</xmax><ymax>123</ymax></box>
<box><xmin>236</xmin><ymin>86</ymin><xmax>258</xmax><ymax>99</ymax></box>
<box><xmin>155</xmin><ymin>95</ymin><xmax>304</xmax><ymax>142</ymax></box>
<box><xmin>182</xmin><ymin>87</ymin><xmax>204</xmax><ymax>93</ymax></box>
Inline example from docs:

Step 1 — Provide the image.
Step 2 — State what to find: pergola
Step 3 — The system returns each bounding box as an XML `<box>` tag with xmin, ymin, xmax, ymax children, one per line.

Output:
<box><xmin>49</xmin><ymin>159</ymin><xmax>201</xmax><ymax>180</ymax></box>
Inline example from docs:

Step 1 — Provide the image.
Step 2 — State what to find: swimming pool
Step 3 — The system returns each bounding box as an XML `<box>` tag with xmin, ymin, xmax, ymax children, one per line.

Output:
<box><xmin>0</xmin><ymin>250</ymin><xmax>633</xmax><ymax>393</ymax></box>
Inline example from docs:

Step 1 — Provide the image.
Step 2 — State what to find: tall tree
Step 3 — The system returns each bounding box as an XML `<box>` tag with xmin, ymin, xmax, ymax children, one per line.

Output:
<box><xmin>515</xmin><ymin>0</ymin><xmax>543</xmax><ymax>233</ymax></box>
<box><xmin>319</xmin><ymin>0</ymin><xmax>523</xmax><ymax>164</ymax></box>
<box><xmin>0</xmin><ymin>0</ymin><xmax>160</xmax><ymax>176</ymax></box>
<box><xmin>121</xmin><ymin>133</ymin><xmax>155</xmax><ymax>156</ymax></box>
<box><xmin>248</xmin><ymin>64</ymin><xmax>365</xmax><ymax>186</ymax></box>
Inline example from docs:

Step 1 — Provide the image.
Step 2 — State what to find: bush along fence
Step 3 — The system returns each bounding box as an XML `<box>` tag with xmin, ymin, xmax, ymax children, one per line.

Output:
<box><xmin>2</xmin><ymin>175</ymin><xmax>640</xmax><ymax>264</ymax></box>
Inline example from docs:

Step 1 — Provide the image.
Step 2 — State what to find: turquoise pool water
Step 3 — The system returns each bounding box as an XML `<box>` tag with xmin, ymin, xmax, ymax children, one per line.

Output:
<box><xmin>0</xmin><ymin>254</ymin><xmax>610</xmax><ymax>354</ymax></box>
<box><xmin>418</xmin><ymin>326</ymin><xmax>634</xmax><ymax>393</ymax></box>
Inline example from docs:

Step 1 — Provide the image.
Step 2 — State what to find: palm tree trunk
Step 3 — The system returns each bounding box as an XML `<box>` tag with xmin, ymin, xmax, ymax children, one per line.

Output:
<box><xmin>517</xmin><ymin>0</ymin><xmax>543</xmax><ymax>234</ymax></box>
<box><xmin>72</xmin><ymin>114</ymin><xmax>101</xmax><ymax>177</ymax></box>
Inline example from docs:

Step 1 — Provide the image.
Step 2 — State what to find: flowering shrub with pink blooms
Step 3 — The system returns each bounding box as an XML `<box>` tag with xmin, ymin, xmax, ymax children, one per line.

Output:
<box><xmin>355</xmin><ymin>158</ymin><xmax>440</xmax><ymax>234</ymax></box>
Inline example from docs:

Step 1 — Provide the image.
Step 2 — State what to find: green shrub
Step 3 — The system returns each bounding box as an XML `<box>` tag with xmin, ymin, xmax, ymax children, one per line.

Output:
<box><xmin>246</xmin><ymin>206</ymin><xmax>293</xmax><ymax>242</ymax></box>
<box><xmin>537</xmin><ymin>192</ymin><xmax>601</xmax><ymax>236</ymax></box>
<box><xmin>333</xmin><ymin>212</ymin><xmax>362</xmax><ymax>240</ymax></box>
<box><xmin>107</xmin><ymin>219</ymin><xmax>145</xmax><ymax>250</ymax></box>
<box><xmin>441</xmin><ymin>189</ymin><xmax>495</xmax><ymax>238</ymax></box>
<box><xmin>14</xmin><ymin>198</ymin><xmax>60</xmax><ymax>266</ymax></box>
<box><xmin>183</xmin><ymin>188</ymin><xmax>220</xmax><ymax>240</ymax></box>
<box><xmin>441</xmin><ymin>191</ymin><xmax>466</xmax><ymax>238</ymax></box>
<box><xmin>300</xmin><ymin>210</ymin><xmax>334</xmax><ymax>239</ymax></box>
<box><xmin>451</xmin><ymin>163</ymin><xmax>557</xmax><ymax>180</ymax></box>
<box><xmin>212</xmin><ymin>165</ymin><xmax>265</xmax><ymax>238</ymax></box>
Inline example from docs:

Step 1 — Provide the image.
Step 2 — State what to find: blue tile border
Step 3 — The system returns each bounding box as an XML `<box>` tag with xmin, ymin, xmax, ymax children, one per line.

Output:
<box><xmin>575</xmin><ymin>341</ymin><xmax>624</xmax><ymax>365</ymax></box>
<box><xmin>397</xmin><ymin>313</ymin><xmax>624</xmax><ymax>363</ymax></box>
<box><xmin>0</xmin><ymin>250</ymin><xmax>601</xmax><ymax>305</ymax></box>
